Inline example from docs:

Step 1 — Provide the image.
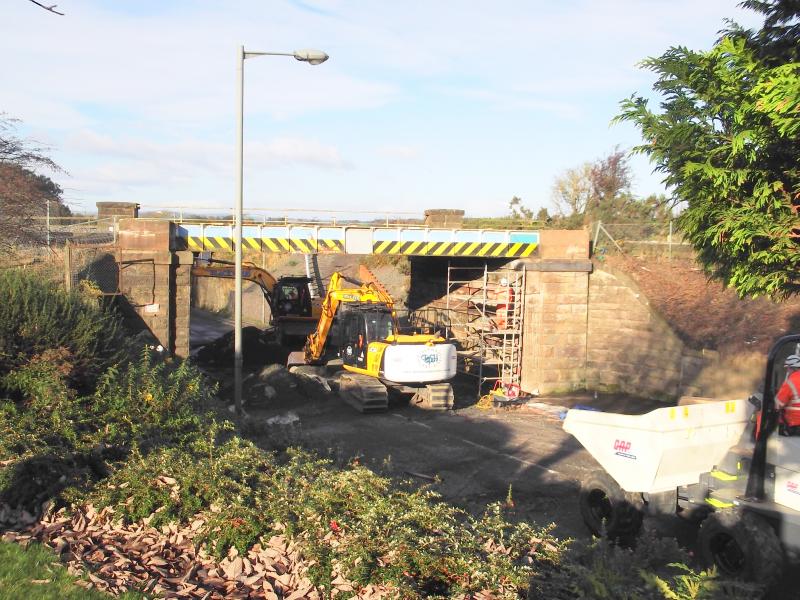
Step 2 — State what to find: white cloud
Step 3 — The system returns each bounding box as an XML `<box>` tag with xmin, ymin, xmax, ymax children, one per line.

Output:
<box><xmin>248</xmin><ymin>138</ymin><xmax>352</xmax><ymax>170</ymax></box>
<box><xmin>3</xmin><ymin>0</ymin><xmax>766</xmax><ymax>214</ymax></box>
<box><xmin>58</xmin><ymin>129</ymin><xmax>349</xmax><ymax>200</ymax></box>
<box><xmin>376</xmin><ymin>144</ymin><xmax>421</xmax><ymax>160</ymax></box>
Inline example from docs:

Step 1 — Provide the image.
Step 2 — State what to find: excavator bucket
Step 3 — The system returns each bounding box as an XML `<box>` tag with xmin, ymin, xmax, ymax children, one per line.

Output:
<box><xmin>286</xmin><ymin>351</ymin><xmax>308</xmax><ymax>368</ymax></box>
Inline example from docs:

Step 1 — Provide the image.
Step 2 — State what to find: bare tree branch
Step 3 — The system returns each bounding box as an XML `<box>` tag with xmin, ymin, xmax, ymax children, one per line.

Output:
<box><xmin>0</xmin><ymin>115</ymin><xmax>69</xmax><ymax>253</ymax></box>
<box><xmin>0</xmin><ymin>114</ymin><xmax>63</xmax><ymax>173</ymax></box>
<box><xmin>27</xmin><ymin>0</ymin><xmax>64</xmax><ymax>15</ymax></box>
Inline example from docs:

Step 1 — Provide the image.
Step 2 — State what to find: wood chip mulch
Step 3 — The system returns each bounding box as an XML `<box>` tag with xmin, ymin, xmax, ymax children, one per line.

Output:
<box><xmin>0</xmin><ymin>503</ymin><xmax>395</xmax><ymax>599</ymax></box>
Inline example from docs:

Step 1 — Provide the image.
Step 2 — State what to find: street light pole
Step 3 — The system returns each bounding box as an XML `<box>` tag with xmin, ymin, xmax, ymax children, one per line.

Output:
<box><xmin>234</xmin><ymin>45</ymin><xmax>329</xmax><ymax>415</ymax></box>
<box><xmin>234</xmin><ymin>45</ymin><xmax>245</xmax><ymax>415</ymax></box>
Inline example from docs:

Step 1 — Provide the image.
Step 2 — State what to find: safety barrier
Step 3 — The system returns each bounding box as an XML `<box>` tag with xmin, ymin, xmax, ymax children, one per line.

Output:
<box><xmin>175</xmin><ymin>224</ymin><xmax>538</xmax><ymax>257</ymax></box>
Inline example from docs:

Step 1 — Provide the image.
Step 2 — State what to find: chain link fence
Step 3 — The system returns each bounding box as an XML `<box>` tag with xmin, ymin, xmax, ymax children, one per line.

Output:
<box><xmin>3</xmin><ymin>216</ymin><xmax>120</xmax><ymax>294</ymax></box>
<box><xmin>40</xmin><ymin>216</ymin><xmax>117</xmax><ymax>247</ymax></box>
<box><xmin>64</xmin><ymin>243</ymin><xmax>120</xmax><ymax>295</ymax></box>
<box><xmin>592</xmin><ymin>220</ymin><xmax>693</xmax><ymax>260</ymax></box>
<box><xmin>0</xmin><ymin>246</ymin><xmax>65</xmax><ymax>279</ymax></box>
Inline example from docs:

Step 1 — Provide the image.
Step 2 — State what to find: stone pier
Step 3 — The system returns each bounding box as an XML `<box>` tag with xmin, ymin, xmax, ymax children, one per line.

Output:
<box><xmin>116</xmin><ymin>219</ymin><xmax>192</xmax><ymax>357</ymax></box>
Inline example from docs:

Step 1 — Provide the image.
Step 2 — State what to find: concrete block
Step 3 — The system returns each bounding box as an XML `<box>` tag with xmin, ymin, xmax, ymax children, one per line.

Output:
<box><xmin>424</xmin><ymin>209</ymin><xmax>465</xmax><ymax>227</ymax></box>
<box><xmin>97</xmin><ymin>201</ymin><xmax>139</xmax><ymax>219</ymax></box>
<box><xmin>118</xmin><ymin>221</ymin><xmax>174</xmax><ymax>252</ymax></box>
<box><xmin>556</xmin><ymin>345</ymin><xmax>585</xmax><ymax>359</ymax></box>
<box><xmin>539</xmin><ymin>229</ymin><xmax>589</xmax><ymax>258</ymax></box>
<box><xmin>174</xmin><ymin>251</ymin><xmax>195</xmax><ymax>265</ymax></box>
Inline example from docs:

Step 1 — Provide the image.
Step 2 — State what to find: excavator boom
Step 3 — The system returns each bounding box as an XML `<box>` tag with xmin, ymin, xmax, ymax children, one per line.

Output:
<box><xmin>191</xmin><ymin>258</ymin><xmax>320</xmax><ymax>342</ymax></box>
<box><xmin>303</xmin><ymin>271</ymin><xmax>395</xmax><ymax>364</ymax></box>
<box><xmin>191</xmin><ymin>259</ymin><xmax>278</xmax><ymax>303</ymax></box>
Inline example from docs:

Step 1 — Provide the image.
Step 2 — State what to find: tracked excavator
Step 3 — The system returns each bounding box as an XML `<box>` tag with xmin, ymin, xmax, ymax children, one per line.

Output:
<box><xmin>191</xmin><ymin>258</ymin><xmax>321</xmax><ymax>343</ymax></box>
<box><xmin>288</xmin><ymin>270</ymin><xmax>456</xmax><ymax>413</ymax></box>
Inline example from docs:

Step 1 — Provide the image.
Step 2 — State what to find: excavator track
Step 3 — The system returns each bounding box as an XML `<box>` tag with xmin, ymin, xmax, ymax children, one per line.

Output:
<box><xmin>338</xmin><ymin>372</ymin><xmax>389</xmax><ymax>413</ymax></box>
<box><xmin>411</xmin><ymin>383</ymin><xmax>454</xmax><ymax>410</ymax></box>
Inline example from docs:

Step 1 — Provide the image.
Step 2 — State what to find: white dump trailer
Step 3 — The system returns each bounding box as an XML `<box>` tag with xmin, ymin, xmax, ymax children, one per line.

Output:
<box><xmin>564</xmin><ymin>399</ymin><xmax>755</xmax><ymax>494</ymax></box>
<box><xmin>564</xmin><ymin>335</ymin><xmax>800</xmax><ymax>588</ymax></box>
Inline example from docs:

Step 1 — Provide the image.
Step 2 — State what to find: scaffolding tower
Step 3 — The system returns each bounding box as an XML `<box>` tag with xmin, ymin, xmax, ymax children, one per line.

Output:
<box><xmin>445</xmin><ymin>263</ymin><xmax>525</xmax><ymax>395</ymax></box>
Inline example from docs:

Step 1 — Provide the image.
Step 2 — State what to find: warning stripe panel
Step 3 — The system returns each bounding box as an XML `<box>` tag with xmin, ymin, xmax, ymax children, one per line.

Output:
<box><xmin>181</xmin><ymin>235</ymin><xmax>536</xmax><ymax>257</ymax></box>
<box><xmin>259</xmin><ymin>238</ymin><xmax>324</xmax><ymax>254</ymax></box>
<box><xmin>372</xmin><ymin>241</ymin><xmax>538</xmax><ymax>257</ymax></box>
<box><xmin>318</xmin><ymin>239</ymin><xmax>345</xmax><ymax>253</ymax></box>
<box><xmin>291</xmin><ymin>238</ymin><xmax>316</xmax><ymax>253</ymax></box>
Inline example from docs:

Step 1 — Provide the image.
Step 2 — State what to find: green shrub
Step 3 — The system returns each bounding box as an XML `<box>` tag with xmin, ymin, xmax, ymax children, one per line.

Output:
<box><xmin>529</xmin><ymin>533</ymin><xmax>763</xmax><ymax>600</ymax></box>
<box><xmin>0</xmin><ymin>348</ymin><xmax>215</xmax><ymax>510</ymax></box>
<box><xmin>88</xmin><ymin>348</ymin><xmax>217</xmax><ymax>450</ymax></box>
<box><xmin>0</xmin><ymin>269</ymin><xmax>124</xmax><ymax>394</ymax></box>
<box><xmin>91</xmin><ymin>442</ymin><xmax>560</xmax><ymax>597</ymax></box>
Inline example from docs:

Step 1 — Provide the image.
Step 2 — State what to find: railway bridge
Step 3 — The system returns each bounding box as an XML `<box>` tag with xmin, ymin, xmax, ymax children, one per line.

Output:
<box><xmin>69</xmin><ymin>205</ymin><xmax>715</xmax><ymax>402</ymax></box>
<box><xmin>83</xmin><ymin>201</ymin><xmax>731</xmax><ymax>408</ymax></box>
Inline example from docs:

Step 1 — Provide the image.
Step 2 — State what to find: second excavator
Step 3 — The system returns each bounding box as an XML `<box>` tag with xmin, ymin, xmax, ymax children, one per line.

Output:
<box><xmin>288</xmin><ymin>270</ymin><xmax>456</xmax><ymax>413</ymax></box>
<box><xmin>191</xmin><ymin>258</ymin><xmax>321</xmax><ymax>343</ymax></box>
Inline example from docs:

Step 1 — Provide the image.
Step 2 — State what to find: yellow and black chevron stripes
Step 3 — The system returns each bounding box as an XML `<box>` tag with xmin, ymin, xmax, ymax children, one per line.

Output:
<box><xmin>317</xmin><ymin>239</ymin><xmax>345</xmax><ymax>253</ymax></box>
<box><xmin>186</xmin><ymin>236</ymin><xmax>234</xmax><ymax>251</ymax></box>
<box><xmin>181</xmin><ymin>235</ymin><xmax>533</xmax><ymax>257</ymax></box>
<box><xmin>372</xmin><ymin>240</ymin><xmax>537</xmax><ymax>258</ymax></box>
<box><xmin>260</xmin><ymin>238</ymin><xmax>318</xmax><ymax>253</ymax></box>
<box><xmin>184</xmin><ymin>236</ymin><xmax>344</xmax><ymax>253</ymax></box>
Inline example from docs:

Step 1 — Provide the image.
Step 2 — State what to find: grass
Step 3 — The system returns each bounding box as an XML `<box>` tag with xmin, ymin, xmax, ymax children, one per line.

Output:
<box><xmin>0</xmin><ymin>541</ymin><xmax>144</xmax><ymax>600</ymax></box>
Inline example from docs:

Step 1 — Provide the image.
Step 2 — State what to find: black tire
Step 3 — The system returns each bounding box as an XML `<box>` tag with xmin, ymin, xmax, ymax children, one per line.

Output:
<box><xmin>697</xmin><ymin>510</ymin><xmax>783</xmax><ymax>585</ymax></box>
<box><xmin>678</xmin><ymin>503</ymin><xmax>712</xmax><ymax>524</ymax></box>
<box><xmin>578</xmin><ymin>469</ymin><xmax>643</xmax><ymax>543</ymax></box>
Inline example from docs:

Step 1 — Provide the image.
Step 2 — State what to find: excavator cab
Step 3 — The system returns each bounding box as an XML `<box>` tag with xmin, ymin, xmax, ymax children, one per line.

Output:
<box><xmin>337</xmin><ymin>305</ymin><xmax>395</xmax><ymax>370</ymax></box>
<box><xmin>272</xmin><ymin>276</ymin><xmax>313</xmax><ymax>319</ymax></box>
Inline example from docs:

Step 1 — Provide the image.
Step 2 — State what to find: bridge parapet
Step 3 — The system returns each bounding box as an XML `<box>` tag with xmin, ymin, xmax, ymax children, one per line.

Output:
<box><xmin>175</xmin><ymin>223</ymin><xmax>539</xmax><ymax>258</ymax></box>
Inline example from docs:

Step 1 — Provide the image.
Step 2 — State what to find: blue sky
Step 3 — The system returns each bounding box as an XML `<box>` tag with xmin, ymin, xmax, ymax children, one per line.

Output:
<box><xmin>3</xmin><ymin>1</ymin><xmax>761</xmax><ymax>218</ymax></box>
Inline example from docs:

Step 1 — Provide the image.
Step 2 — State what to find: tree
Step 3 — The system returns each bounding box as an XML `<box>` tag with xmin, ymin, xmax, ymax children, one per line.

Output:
<box><xmin>550</xmin><ymin>148</ymin><xmax>662</xmax><ymax>226</ymax></box>
<box><xmin>508</xmin><ymin>196</ymin><xmax>534</xmax><ymax>220</ymax></box>
<box><xmin>551</xmin><ymin>162</ymin><xmax>593</xmax><ymax>219</ymax></box>
<box><xmin>0</xmin><ymin>114</ymin><xmax>69</xmax><ymax>250</ymax></box>
<box><xmin>615</xmin><ymin>0</ymin><xmax>800</xmax><ymax>299</ymax></box>
<box><xmin>586</xmin><ymin>148</ymin><xmax>633</xmax><ymax>220</ymax></box>
<box><xmin>534</xmin><ymin>206</ymin><xmax>551</xmax><ymax>223</ymax></box>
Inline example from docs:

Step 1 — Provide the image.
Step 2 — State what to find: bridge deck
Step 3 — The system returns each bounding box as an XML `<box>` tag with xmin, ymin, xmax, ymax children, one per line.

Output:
<box><xmin>176</xmin><ymin>223</ymin><xmax>539</xmax><ymax>258</ymax></box>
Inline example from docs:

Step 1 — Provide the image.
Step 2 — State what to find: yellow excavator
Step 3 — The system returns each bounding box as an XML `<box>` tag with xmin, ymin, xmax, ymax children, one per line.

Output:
<box><xmin>288</xmin><ymin>269</ymin><xmax>457</xmax><ymax>413</ymax></box>
<box><xmin>191</xmin><ymin>258</ymin><xmax>322</xmax><ymax>343</ymax></box>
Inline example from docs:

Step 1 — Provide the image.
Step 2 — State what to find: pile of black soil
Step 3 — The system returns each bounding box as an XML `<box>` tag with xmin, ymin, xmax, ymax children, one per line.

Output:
<box><xmin>192</xmin><ymin>326</ymin><xmax>290</xmax><ymax>367</ymax></box>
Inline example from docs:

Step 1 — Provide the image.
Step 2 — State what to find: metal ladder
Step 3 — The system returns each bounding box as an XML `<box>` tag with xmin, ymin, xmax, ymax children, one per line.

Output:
<box><xmin>304</xmin><ymin>253</ymin><xmax>325</xmax><ymax>298</ymax></box>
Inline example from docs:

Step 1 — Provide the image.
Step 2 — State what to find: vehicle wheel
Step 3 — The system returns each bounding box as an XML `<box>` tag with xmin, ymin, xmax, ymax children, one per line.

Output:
<box><xmin>578</xmin><ymin>469</ymin><xmax>643</xmax><ymax>543</ymax></box>
<box><xmin>678</xmin><ymin>503</ymin><xmax>712</xmax><ymax>524</ymax></box>
<box><xmin>697</xmin><ymin>510</ymin><xmax>783</xmax><ymax>585</ymax></box>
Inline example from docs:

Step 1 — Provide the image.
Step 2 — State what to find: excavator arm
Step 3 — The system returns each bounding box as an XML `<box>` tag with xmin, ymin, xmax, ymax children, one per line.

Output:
<box><xmin>303</xmin><ymin>271</ymin><xmax>395</xmax><ymax>364</ymax></box>
<box><xmin>191</xmin><ymin>259</ymin><xmax>278</xmax><ymax>304</ymax></box>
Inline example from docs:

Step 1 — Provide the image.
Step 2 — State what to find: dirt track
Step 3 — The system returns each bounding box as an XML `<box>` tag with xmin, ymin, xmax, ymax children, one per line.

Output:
<box><xmin>252</xmin><ymin>390</ymin><xmax>590</xmax><ymax>538</ymax></box>
<box><xmin>190</xmin><ymin>307</ymin><xmax>669</xmax><ymax>541</ymax></box>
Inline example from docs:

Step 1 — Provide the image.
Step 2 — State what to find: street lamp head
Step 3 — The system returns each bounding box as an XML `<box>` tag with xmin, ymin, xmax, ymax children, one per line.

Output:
<box><xmin>293</xmin><ymin>49</ymin><xmax>329</xmax><ymax>65</ymax></box>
